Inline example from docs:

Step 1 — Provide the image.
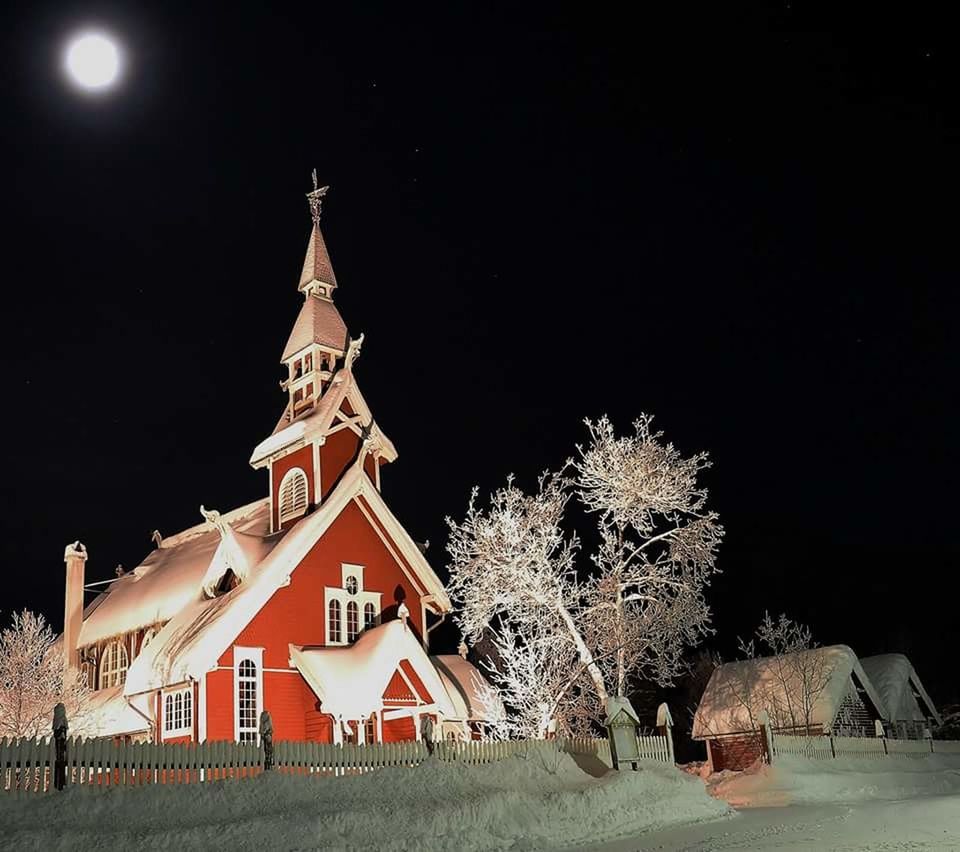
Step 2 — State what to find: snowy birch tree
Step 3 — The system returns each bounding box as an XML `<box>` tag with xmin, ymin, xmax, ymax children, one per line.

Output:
<box><xmin>0</xmin><ymin>610</ymin><xmax>90</xmax><ymax>738</ymax></box>
<box><xmin>737</xmin><ymin>612</ymin><xmax>832</xmax><ymax>734</ymax></box>
<box><xmin>446</xmin><ymin>415</ymin><xmax>723</xmax><ymax>736</ymax></box>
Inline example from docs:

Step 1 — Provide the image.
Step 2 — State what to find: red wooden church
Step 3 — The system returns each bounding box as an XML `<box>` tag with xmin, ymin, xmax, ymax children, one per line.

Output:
<box><xmin>61</xmin><ymin>184</ymin><xmax>492</xmax><ymax>745</ymax></box>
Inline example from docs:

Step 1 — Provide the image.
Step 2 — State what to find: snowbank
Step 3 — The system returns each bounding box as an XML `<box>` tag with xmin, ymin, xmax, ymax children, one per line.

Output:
<box><xmin>0</xmin><ymin>752</ymin><xmax>731</xmax><ymax>852</ymax></box>
<box><xmin>708</xmin><ymin>754</ymin><xmax>960</xmax><ymax>808</ymax></box>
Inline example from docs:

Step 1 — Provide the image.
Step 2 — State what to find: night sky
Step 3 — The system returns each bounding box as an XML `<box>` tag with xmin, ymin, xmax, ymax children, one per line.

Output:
<box><xmin>1</xmin><ymin>6</ymin><xmax>956</xmax><ymax>703</ymax></box>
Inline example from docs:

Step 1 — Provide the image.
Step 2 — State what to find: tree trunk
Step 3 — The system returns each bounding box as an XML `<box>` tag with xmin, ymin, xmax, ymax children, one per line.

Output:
<box><xmin>556</xmin><ymin>599</ymin><xmax>609</xmax><ymax>704</ymax></box>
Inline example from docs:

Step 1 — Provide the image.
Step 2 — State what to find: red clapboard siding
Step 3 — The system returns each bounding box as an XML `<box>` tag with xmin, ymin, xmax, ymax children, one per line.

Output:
<box><xmin>382</xmin><ymin>715</ymin><xmax>415</xmax><ymax>743</ymax></box>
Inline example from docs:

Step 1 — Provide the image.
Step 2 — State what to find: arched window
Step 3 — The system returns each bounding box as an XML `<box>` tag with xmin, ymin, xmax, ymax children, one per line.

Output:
<box><xmin>278</xmin><ymin>467</ymin><xmax>309</xmax><ymax>524</ymax></box>
<box><xmin>164</xmin><ymin>694</ymin><xmax>173</xmax><ymax>728</ymax></box>
<box><xmin>364</xmin><ymin>602</ymin><xmax>377</xmax><ymax>631</ymax></box>
<box><xmin>99</xmin><ymin>640</ymin><xmax>129</xmax><ymax>689</ymax></box>
<box><xmin>346</xmin><ymin>601</ymin><xmax>359</xmax><ymax>643</ymax></box>
<box><xmin>237</xmin><ymin>659</ymin><xmax>259</xmax><ymax>743</ymax></box>
<box><xmin>328</xmin><ymin>599</ymin><xmax>342</xmax><ymax>644</ymax></box>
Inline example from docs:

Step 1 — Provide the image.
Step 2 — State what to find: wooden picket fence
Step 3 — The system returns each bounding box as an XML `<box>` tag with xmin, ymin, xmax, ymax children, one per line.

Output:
<box><xmin>772</xmin><ymin>732</ymin><xmax>960</xmax><ymax>763</ymax></box>
<box><xmin>0</xmin><ymin>732</ymin><xmax>670</xmax><ymax>794</ymax></box>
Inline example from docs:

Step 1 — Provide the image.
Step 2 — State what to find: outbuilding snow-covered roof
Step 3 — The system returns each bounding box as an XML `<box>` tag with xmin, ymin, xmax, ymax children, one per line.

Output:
<box><xmin>860</xmin><ymin>654</ymin><xmax>941</xmax><ymax>726</ymax></box>
<box><xmin>431</xmin><ymin>655</ymin><xmax>500</xmax><ymax>722</ymax></box>
<box><xmin>692</xmin><ymin>645</ymin><xmax>887</xmax><ymax>740</ymax></box>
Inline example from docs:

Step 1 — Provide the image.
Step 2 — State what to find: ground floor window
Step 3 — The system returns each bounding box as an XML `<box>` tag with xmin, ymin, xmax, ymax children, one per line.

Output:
<box><xmin>163</xmin><ymin>687</ymin><xmax>193</xmax><ymax>736</ymax></box>
<box><xmin>234</xmin><ymin>647</ymin><xmax>263</xmax><ymax>743</ymax></box>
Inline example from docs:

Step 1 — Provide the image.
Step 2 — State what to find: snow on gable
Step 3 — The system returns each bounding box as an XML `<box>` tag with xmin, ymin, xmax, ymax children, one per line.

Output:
<box><xmin>78</xmin><ymin>499</ymin><xmax>274</xmax><ymax>648</ymax></box>
<box><xmin>692</xmin><ymin>645</ymin><xmax>886</xmax><ymax>739</ymax></box>
<box><xmin>860</xmin><ymin>654</ymin><xmax>941</xmax><ymax>726</ymax></box>
<box><xmin>123</xmin><ymin>462</ymin><xmax>449</xmax><ymax>696</ymax></box>
<box><xmin>290</xmin><ymin>620</ymin><xmax>456</xmax><ymax>720</ymax></box>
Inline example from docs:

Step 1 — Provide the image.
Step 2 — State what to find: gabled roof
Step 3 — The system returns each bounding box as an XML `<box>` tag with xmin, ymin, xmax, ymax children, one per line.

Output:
<box><xmin>298</xmin><ymin>224</ymin><xmax>337</xmax><ymax>292</ymax></box>
<box><xmin>431</xmin><ymin>655</ymin><xmax>500</xmax><ymax>722</ymax></box>
<box><xmin>692</xmin><ymin>645</ymin><xmax>887</xmax><ymax>740</ymax></box>
<box><xmin>79</xmin><ymin>685</ymin><xmax>151</xmax><ymax>737</ymax></box>
<box><xmin>123</xmin><ymin>462</ymin><xmax>451</xmax><ymax>696</ymax></box>
<box><xmin>290</xmin><ymin>621</ymin><xmax>456</xmax><ymax>720</ymax></box>
<box><xmin>281</xmin><ymin>295</ymin><xmax>348</xmax><ymax>361</ymax></box>
<box><xmin>253</xmin><ymin>362</ymin><xmax>397</xmax><ymax>461</ymax></box>
<box><xmin>860</xmin><ymin>654</ymin><xmax>941</xmax><ymax>726</ymax></box>
<box><xmin>78</xmin><ymin>500</ymin><xmax>277</xmax><ymax>648</ymax></box>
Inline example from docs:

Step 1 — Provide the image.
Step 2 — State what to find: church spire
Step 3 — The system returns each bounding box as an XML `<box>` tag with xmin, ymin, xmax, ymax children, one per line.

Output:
<box><xmin>299</xmin><ymin>171</ymin><xmax>338</xmax><ymax>299</ymax></box>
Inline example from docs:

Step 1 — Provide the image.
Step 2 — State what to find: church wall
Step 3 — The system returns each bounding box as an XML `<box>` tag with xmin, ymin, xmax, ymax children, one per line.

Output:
<box><xmin>271</xmin><ymin>445</ymin><xmax>316</xmax><ymax>530</ymax></box>
<box><xmin>320</xmin><ymin>429</ymin><xmax>360</xmax><ymax>499</ymax></box>
<box><xmin>207</xmin><ymin>499</ymin><xmax>426</xmax><ymax>741</ymax></box>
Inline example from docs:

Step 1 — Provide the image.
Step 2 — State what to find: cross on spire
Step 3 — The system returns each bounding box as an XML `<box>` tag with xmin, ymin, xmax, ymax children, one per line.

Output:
<box><xmin>306</xmin><ymin>169</ymin><xmax>329</xmax><ymax>226</ymax></box>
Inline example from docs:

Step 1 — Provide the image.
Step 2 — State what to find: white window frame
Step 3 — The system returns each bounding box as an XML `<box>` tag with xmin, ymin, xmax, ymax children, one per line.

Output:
<box><xmin>99</xmin><ymin>639</ymin><xmax>129</xmax><ymax>689</ymax></box>
<box><xmin>277</xmin><ymin>467</ymin><xmax>309</xmax><ymax>524</ymax></box>
<box><xmin>163</xmin><ymin>686</ymin><xmax>193</xmax><ymax>738</ymax></box>
<box><xmin>234</xmin><ymin>646</ymin><xmax>264</xmax><ymax>744</ymax></box>
<box><xmin>324</xmin><ymin>564</ymin><xmax>381</xmax><ymax>646</ymax></box>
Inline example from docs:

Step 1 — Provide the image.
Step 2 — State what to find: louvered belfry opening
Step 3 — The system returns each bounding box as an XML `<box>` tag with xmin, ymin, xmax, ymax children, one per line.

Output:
<box><xmin>279</xmin><ymin>467</ymin><xmax>309</xmax><ymax>524</ymax></box>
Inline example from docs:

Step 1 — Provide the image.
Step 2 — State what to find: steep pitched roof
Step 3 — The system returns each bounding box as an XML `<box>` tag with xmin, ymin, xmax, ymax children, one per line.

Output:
<box><xmin>860</xmin><ymin>654</ymin><xmax>941</xmax><ymax>726</ymax></box>
<box><xmin>290</xmin><ymin>621</ymin><xmax>456</xmax><ymax>720</ymax></box>
<box><xmin>692</xmin><ymin>645</ymin><xmax>887</xmax><ymax>739</ymax></box>
<box><xmin>431</xmin><ymin>655</ymin><xmax>501</xmax><ymax>722</ymax></box>
<box><xmin>298</xmin><ymin>224</ymin><xmax>337</xmax><ymax>292</ymax></box>
<box><xmin>77</xmin><ymin>500</ymin><xmax>277</xmax><ymax>648</ymax></box>
<box><xmin>123</xmin><ymin>462</ymin><xmax>450</xmax><ymax>696</ymax></box>
<box><xmin>281</xmin><ymin>295</ymin><xmax>348</xmax><ymax>361</ymax></box>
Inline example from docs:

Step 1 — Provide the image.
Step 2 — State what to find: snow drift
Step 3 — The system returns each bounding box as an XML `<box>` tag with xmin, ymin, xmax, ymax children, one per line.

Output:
<box><xmin>708</xmin><ymin>753</ymin><xmax>960</xmax><ymax>808</ymax></box>
<box><xmin>0</xmin><ymin>752</ymin><xmax>731</xmax><ymax>851</ymax></box>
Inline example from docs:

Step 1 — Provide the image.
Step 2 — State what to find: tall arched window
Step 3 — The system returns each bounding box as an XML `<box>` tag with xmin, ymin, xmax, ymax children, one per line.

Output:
<box><xmin>328</xmin><ymin>599</ymin><xmax>342</xmax><ymax>644</ymax></box>
<box><xmin>99</xmin><ymin>640</ymin><xmax>129</xmax><ymax>689</ymax></box>
<box><xmin>346</xmin><ymin>601</ymin><xmax>359</xmax><ymax>643</ymax></box>
<box><xmin>237</xmin><ymin>659</ymin><xmax>259</xmax><ymax>743</ymax></box>
<box><xmin>278</xmin><ymin>467</ymin><xmax>309</xmax><ymax>524</ymax></box>
<box><xmin>364</xmin><ymin>602</ymin><xmax>376</xmax><ymax>631</ymax></box>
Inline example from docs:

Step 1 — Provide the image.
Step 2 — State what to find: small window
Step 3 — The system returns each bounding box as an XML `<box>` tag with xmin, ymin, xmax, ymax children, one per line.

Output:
<box><xmin>278</xmin><ymin>467</ymin><xmax>309</xmax><ymax>524</ymax></box>
<box><xmin>364</xmin><ymin>602</ymin><xmax>377</xmax><ymax>630</ymax></box>
<box><xmin>346</xmin><ymin>601</ymin><xmax>359</xmax><ymax>642</ymax></box>
<box><xmin>304</xmin><ymin>353</ymin><xmax>313</xmax><ymax>372</ymax></box>
<box><xmin>164</xmin><ymin>688</ymin><xmax>194</xmax><ymax>736</ymax></box>
<box><xmin>364</xmin><ymin>715</ymin><xmax>376</xmax><ymax>744</ymax></box>
<box><xmin>328</xmin><ymin>599</ymin><xmax>342</xmax><ymax>644</ymax></box>
<box><xmin>345</xmin><ymin>575</ymin><xmax>358</xmax><ymax>595</ymax></box>
<box><xmin>99</xmin><ymin>640</ymin><xmax>129</xmax><ymax>689</ymax></box>
<box><xmin>293</xmin><ymin>359</ymin><xmax>302</xmax><ymax>378</ymax></box>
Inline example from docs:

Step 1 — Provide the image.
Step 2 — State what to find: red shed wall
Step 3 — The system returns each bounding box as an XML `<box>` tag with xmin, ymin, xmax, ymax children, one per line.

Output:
<box><xmin>205</xmin><ymin>498</ymin><xmax>427</xmax><ymax>741</ymax></box>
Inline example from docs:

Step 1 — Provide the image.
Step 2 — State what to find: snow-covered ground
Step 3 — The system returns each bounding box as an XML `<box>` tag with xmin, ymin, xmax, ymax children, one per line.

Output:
<box><xmin>584</xmin><ymin>754</ymin><xmax>960</xmax><ymax>851</ymax></box>
<box><xmin>0</xmin><ymin>752</ymin><xmax>731</xmax><ymax>851</ymax></box>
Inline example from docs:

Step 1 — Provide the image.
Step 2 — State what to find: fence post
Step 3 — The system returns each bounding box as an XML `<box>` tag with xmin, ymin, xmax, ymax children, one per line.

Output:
<box><xmin>656</xmin><ymin>703</ymin><xmax>675</xmax><ymax>764</ymax></box>
<box><xmin>758</xmin><ymin>710</ymin><xmax>774</xmax><ymax>764</ymax></box>
<box><xmin>52</xmin><ymin>703</ymin><xmax>68</xmax><ymax>791</ymax></box>
<box><xmin>260</xmin><ymin>711</ymin><xmax>274</xmax><ymax>771</ymax></box>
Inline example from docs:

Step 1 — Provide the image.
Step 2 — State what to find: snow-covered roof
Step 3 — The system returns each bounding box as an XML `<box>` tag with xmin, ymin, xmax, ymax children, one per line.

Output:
<box><xmin>298</xmin><ymin>224</ymin><xmax>337</xmax><ymax>293</ymax></box>
<box><xmin>692</xmin><ymin>645</ymin><xmax>887</xmax><ymax>739</ymax></box>
<box><xmin>604</xmin><ymin>696</ymin><xmax>641</xmax><ymax>727</ymax></box>
<box><xmin>281</xmin><ymin>295</ymin><xmax>348</xmax><ymax>361</ymax></box>
<box><xmin>252</xmin><ymin>364</ymin><xmax>397</xmax><ymax>462</ymax></box>
<box><xmin>860</xmin><ymin>654</ymin><xmax>941</xmax><ymax>726</ymax></box>
<box><xmin>78</xmin><ymin>499</ymin><xmax>276</xmax><ymax>648</ymax></box>
<box><xmin>431</xmin><ymin>655</ymin><xmax>500</xmax><ymax>722</ymax></box>
<box><xmin>79</xmin><ymin>685</ymin><xmax>150</xmax><ymax>737</ymax></box>
<box><xmin>123</xmin><ymin>463</ymin><xmax>451</xmax><ymax>696</ymax></box>
<box><xmin>290</xmin><ymin>620</ymin><xmax>456</xmax><ymax>720</ymax></box>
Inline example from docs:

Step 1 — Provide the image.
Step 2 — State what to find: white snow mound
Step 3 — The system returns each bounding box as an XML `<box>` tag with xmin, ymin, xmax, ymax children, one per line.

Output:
<box><xmin>0</xmin><ymin>752</ymin><xmax>732</xmax><ymax>851</ymax></box>
<box><xmin>708</xmin><ymin>753</ymin><xmax>960</xmax><ymax>809</ymax></box>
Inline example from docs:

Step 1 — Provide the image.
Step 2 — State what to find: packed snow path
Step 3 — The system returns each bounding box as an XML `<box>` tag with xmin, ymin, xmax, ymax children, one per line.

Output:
<box><xmin>581</xmin><ymin>795</ymin><xmax>960</xmax><ymax>851</ymax></box>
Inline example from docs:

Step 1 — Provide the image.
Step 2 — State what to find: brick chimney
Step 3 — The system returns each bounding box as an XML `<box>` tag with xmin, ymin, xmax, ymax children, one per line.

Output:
<box><xmin>63</xmin><ymin>541</ymin><xmax>87</xmax><ymax>673</ymax></box>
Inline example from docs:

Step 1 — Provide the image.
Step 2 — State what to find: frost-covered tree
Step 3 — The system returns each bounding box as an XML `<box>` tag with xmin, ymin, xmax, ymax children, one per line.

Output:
<box><xmin>0</xmin><ymin>610</ymin><xmax>90</xmax><ymax>739</ymax></box>
<box><xmin>446</xmin><ymin>415</ymin><xmax>723</xmax><ymax>736</ymax></box>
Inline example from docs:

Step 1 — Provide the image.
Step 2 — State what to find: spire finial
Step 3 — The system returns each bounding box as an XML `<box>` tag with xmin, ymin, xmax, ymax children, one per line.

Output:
<box><xmin>306</xmin><ymin>170</ymin><xmax>329</xmax><ymax>226</ymax></box>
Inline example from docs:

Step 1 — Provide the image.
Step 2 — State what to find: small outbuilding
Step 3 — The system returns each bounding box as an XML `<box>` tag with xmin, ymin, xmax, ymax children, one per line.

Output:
<box><xmin>860</xmin><ymin>654</ymin><xmax>941</xmax><ymax>739</ymax></box>
<box><xmin>692</xmin><ymin>645</ymin><xmax>887</xmax><ymax>771</ymax></box>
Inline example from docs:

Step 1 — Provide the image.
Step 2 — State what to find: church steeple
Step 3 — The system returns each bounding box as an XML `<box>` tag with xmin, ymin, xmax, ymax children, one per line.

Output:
<box><xmin>298</xmin><ymin>171</ymin><xmax>338</xmax><ymax>300</ymax></box>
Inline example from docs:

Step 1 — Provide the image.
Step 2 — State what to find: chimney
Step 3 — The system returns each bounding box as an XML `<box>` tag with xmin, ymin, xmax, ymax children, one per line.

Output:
<box><xmin>63</xmin><ymin>541</ymin><xmax>87</xmax><ymax>673</ymax></box>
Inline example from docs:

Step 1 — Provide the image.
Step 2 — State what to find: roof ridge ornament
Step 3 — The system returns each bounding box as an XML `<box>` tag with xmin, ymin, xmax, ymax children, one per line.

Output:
<box><xmin>306</xmin><ymin>169</ymin><xmax>329</xmax><ymax>226</ymax></box>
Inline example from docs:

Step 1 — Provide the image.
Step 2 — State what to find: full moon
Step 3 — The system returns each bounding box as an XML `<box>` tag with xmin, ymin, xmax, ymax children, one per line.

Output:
<box><xmin>64</xmin><ymin>33</ymin><xmax>121</xmax><ymax>91</ymax></box>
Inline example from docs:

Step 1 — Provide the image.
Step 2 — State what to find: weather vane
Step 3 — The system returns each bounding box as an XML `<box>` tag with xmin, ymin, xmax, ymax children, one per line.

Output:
<box><xmin>306</xmin><ymin>169</ymin><xmax>329</xmax><ymax>226</ymax></box>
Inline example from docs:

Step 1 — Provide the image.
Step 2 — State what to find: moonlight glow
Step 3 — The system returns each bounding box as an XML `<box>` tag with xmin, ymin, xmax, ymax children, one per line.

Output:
<box><xmin>64</xmin><ymin>33</ymin><xmax>121</xmax><ymax>91</ymax></box>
